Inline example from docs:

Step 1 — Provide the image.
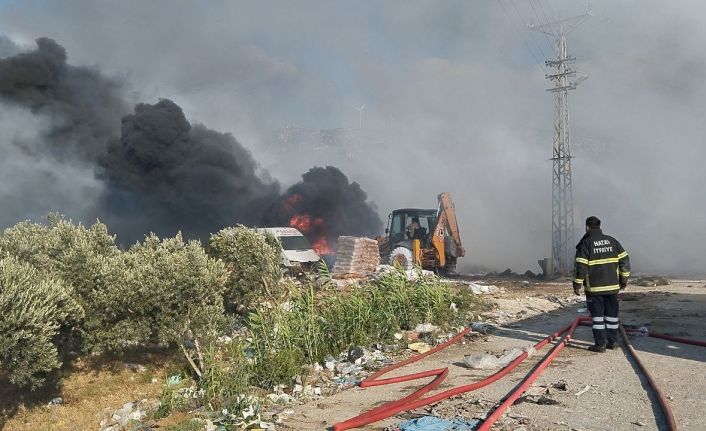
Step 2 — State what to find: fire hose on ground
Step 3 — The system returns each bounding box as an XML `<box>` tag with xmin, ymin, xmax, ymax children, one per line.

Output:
<box><xmin>331</xmin><ymin>316</ymin><xmax>706</xmax><ymax>431</ymax></box>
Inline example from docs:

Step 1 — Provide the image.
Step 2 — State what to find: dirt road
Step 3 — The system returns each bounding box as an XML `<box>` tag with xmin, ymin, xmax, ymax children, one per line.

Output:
<box><xmin>282</xmin><ymin>280</ymin><xmax>706</xmax><ymax>430</ymax></box>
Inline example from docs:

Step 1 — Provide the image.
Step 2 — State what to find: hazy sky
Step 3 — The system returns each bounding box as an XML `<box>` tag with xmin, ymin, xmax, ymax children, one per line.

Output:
<box><xmin>0</xmin><ymin>0</ymin><xmax>704</xmax><ymax>274</ymax></box>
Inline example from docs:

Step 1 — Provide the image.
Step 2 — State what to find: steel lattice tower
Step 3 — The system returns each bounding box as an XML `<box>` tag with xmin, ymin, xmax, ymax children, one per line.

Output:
<box><xmin>532</xmin><ymin>12</ymin><xmax>590</xmax><ymax>275</ymax></box>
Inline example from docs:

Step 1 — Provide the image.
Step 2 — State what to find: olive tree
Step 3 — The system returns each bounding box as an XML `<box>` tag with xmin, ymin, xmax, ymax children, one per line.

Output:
<box><xmin>0</xmin><ymin>256</ymin><xmax>83</xmax><ymax>389</ymax></box>
<box><xmin>208</xmin><ymin>226</ymin><xmax>281</xmax><ymax>310</ymax></box>
<box><xmin>86</xmin><ymin>233</ymin><xmax>229</xmax><ymax>376</ymax></box>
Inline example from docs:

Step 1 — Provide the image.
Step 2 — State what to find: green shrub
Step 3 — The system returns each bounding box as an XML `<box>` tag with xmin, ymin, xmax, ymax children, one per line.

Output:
<box><xmin>0</xmin><ymin>215</ymin><xmax>120</xmax><ymax>350</ymax></box>
<box><xmin>0</xmin><ymin>256</ymin><xmax>83</xmax><ymax>388</ymax></box>
<box><xmin>208</xmin><ymin>225</ymin><xmax>281</xmax><ymax>309</ymax></box>
<box><xmin>85</xmin><ymin>233</ymin><xmax>229</xmax><ymax>374</ymax></box>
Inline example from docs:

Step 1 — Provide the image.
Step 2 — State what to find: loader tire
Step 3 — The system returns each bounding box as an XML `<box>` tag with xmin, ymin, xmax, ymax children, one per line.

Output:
<box><xmin>389</xmin><ymin>247</ymin><xmax>414</xmax><ymax>271</ymax></box>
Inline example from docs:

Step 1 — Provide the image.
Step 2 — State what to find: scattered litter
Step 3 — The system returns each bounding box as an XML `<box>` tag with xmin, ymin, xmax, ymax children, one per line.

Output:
<box><xmin>99</xmin><ymin>399</ymin><xmax>159</xmax><ymax>431</ymax></box>
<box><xmin>267</xmin><ymin>393</ymin><xmax>293</xmax><ymax>404</ymax></box>
<box><xmin>124</xmin><ymin>363</ymin><xmax>147</xmax><ymax>373</ymax></box>
<box><xmin>324</xmin><ymin>355</ymin><xmax>336</xmax><ymax>371</ymax></box>
<box><xmin>465</xmin><ymin>282</ymin><xmax>500</xmax><ymax>295</ymax></box>
<box><xmin>552</xmin><ymin>380</ymin><xmax>569</xmax><ymax>391</ymax></box>
<box><xmin>632</xmin><ymin>420</ymin><xmax>645</xmax><ymax>427</ymax></box>
<box><xmin>394</xmin><ymin>332</ymin><xmax>404</xmax><ymax>340</ymax></box>
<box><xmin>415</xmin><ymin>323</ymin><xmax>440</xmax><ymax>334</ymax></box>
<box><xmin>577</xmin><ymin>307</ymin><xmax>588</xmax><ymax>313</ymax></box>
<box><xmin>166</xmin><ymin>374</ymin><xmax>183</xmax><ymax>386</ymax></box>
<box><xmin>480</xmin><ymin>311</ymin><xmax>513</xmax><ymax>323</ymax></box>
<box><xmin>574</xmin><ymin>385</ymin><xmax>591</xmax><ymax>397</ymax></box>
<box><xmin>347</xmin><ymin>346</ymin><xmax>365</xmax><ymax>363</ymax></box>
<box><xmin>471</xmin><ymin>321</ymin><xmax>497</xmax><ymax>334</ymax></box>
<box><xmin>461</xmin><ymin>346</ymin><xmax>533</xmax><ymax>370</ymax></box>
<box><xmin>216</xmin><ymin>335</ymin><xmax>233</xmax><ymax>344</ymax></box>
<box><xmin>46</xmin><ymin>397</ymin><xmax>63</xmax><ymax>406</ymax></box>
<box><xmin>333</xmin><ymin>375</ymin><xmax>358</xmax><ymax>388</ymax></box>
<box><xmin>515</xmin><ymin>394</ymin><xmax>560</xmax><ymax>405</ymax></box>
<box><xmin>396</xmin><ymin>415</ymin><xmax>480</xmax><ymax>431</ymax></box>
<box><xmin>408</xmin><ymin>342</ymin><xmax>432</xmax><ymax>353</ymax></box>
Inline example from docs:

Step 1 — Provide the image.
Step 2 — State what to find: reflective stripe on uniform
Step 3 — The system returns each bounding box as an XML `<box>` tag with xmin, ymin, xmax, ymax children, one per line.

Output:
<box><xmin>619</xmin><ymin>271</ymin><xmax>630</xmax><ymax>277</ymax></box>
<box><xmin>592</xmin><ymin>317</ymin><xmax>604</xmax><ymax>322</ymax></box>
<box><xmin>606</xmin><ymin>324</ymin><xmax>619</xmax><ymax>329</ymax></box>
<box><xmin>617</xmin><ymin>251</ymin><xmax>628</xmax><ymax>259</ymax></box>
<box><xmin>576</xmin><ymin>257</ymin><xmax>589</xmax><ymax>265</ymax></box>
<box><xmin>605</xmin><ymin>317</ymin><xmax>619</xmax><ymax>322</ymax></box>
<box><xmin>587</xmin><ymin>257</ymin><xmax>620</xmax><ymax>266</ymax></box>
<box><xmin>593</xmin><ymin>324</ymin><xmax>606</xmax><ymax>330</ymax></box>
<box><xmin>574</xmin><ymin>278</ymin><xmax>584</xmax><ymax>284</ymax></box>
<box><xmin>585</xmin><ymin>284</ymin><xmax>620</xmax><ymax>293</ymax></box>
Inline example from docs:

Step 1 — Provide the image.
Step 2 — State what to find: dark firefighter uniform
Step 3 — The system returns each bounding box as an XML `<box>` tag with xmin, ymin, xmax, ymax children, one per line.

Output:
<box><xmin>573</xmin><ymin>228</ymin><xmax>631</xmax><ymax>347</ymax></box>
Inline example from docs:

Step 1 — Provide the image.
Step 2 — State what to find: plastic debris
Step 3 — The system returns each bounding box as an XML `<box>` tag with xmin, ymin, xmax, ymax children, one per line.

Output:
<box><xmin>347</xmin><ymin>345</ymin><xmax>365</xmax><ymax>363</ymax></box>
<box><xmin>397</xmin><ymin>415</ymin><xmax>480</xmax><ymax>431</ymax></box>
<box><xmin>414</xmin><ymin>323</ymin><xmax>440</xmax><ymax>334</ymax></box>
<box><xmin>471</xmin><ymin>321</ymin><xmax>497</xmax><ymax>334</ymax></box>
<box><xmin>574</xmin><ymin>385</ymin><xmax>592</xmax><ymax>397</ymax></box>
<box><xmin>466</xmin><ymin>282</ymin><xmax>500</xmax><ymax>295</ymax></box>
<box><xmin>408</xmin><ymin>342</ymin><xmax>432</xmax><ymax>353</ymax></box>
<box><xmin>46</xmin><ymin>397</ymin><xmax>63</xmax><ymax>406</ymax></box>
<box><xmin>462</xmin><ymin>346</ymin><xmax>533</xmax><ymax>370</ymax></box>
<box><xmin>166</xmin><ymin>374</ymin><xmax>182</xmax><ymax>386</ymax></box>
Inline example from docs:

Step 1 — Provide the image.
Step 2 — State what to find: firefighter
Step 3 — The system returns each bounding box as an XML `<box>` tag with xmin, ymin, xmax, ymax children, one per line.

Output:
<box><xmin>573</xmin><ymin>216</ymin><xmax>631</xmax><ymax>352</ymax></box>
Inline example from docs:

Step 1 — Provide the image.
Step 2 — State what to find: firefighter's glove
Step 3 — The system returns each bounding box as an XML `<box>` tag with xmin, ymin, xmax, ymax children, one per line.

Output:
<box><xmin>572</xmin><ymin>284</ymin><xmax>582</xmax><ymax>296</ymax></box>
<box><xmin>620</xmin><ymin>283</ymin><xmax>627</xmax><ymax>290</ymax></box>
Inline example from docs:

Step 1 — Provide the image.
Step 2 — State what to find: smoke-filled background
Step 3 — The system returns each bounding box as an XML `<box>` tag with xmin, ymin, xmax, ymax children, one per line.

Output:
<box><xmin>0</xmin><ymin>0</ymin><xmax>704</xmax><ymax>274</ymax></box>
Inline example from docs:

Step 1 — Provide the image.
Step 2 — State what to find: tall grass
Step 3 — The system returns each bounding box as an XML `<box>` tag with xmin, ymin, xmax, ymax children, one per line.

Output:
<box><xmin>244</xmin><ymin>269</ymin><xmax>488</xmax><ymax>387</ymax></box>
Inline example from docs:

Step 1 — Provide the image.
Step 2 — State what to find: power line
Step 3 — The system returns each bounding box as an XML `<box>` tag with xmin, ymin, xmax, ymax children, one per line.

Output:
<box><xmin>535</xmin><ymin>0</ymin><xmax>553</xmax><ymax>23</ymax></box>
<box><xmin>495</xmin><ymin>0</ymin><xmax>547</xmax><ymax>71</ymax></box>
<box><xmin>528</xmin><ymin>0</ymin><xmax>555</xmax><ymax>52</ymax></box>
<box><xmin>509</xmin><ymin>0</ymin><xmax>552</xmax><ymax>60</ymax></box>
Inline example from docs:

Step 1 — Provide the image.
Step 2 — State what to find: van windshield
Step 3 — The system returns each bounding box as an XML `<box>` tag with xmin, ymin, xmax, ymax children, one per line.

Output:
<box><xmin>279</xmin><ymin>235</ymin><xmax>312</xmax><ymax>251</ymax></box>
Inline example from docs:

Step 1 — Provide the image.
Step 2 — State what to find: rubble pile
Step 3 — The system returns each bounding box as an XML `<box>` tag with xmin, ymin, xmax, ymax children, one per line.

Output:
<box><xmin>332</xmin><ymin>236</ymin><xmax>380</xmax><ymax>278</ymax></box>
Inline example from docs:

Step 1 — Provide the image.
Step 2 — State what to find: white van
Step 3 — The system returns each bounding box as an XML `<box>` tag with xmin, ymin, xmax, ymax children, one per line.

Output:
<box><xmin>259</xmin><ymin>227</ymin><xmax>321</xmax><ymax>271</ymax></box>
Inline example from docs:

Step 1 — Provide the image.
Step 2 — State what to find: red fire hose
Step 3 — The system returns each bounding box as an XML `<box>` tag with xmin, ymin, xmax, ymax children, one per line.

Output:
<box><xmin>330</xmin><ymin>315</ymin><xmax>700</xmax><ymax>431</ymax></box>
<box><xmin>624</xmin><ymin>328</ymin><xmax>706</xmax><ymax>348</ymax></box>
<box><xmin>475</xmin><ymin>317</ymin><xmax>581</xmax><ymax>430</ymax></box>
<box><xmin>619</xmin><ymin>324</ymin><xmax>678</xmax><ymax>431</ymax></box>
<box><xmin>331</xmin><ymin>319</ymin><xmax>584</xmax><ymax>431</ymax></box>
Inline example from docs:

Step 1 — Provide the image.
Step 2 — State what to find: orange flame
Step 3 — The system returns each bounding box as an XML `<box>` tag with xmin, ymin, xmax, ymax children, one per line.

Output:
<box><xmin>311</xmin><ymin>237</ymin><xmax>333</xmax><ymax>255</ymax></box>
<box><xmin>289</xmin><ymin>214</ymin><xmax>323</xmax><ymax>233</ymax></box>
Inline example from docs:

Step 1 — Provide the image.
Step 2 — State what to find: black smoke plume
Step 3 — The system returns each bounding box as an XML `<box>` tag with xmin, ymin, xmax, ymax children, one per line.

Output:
<box><xmin>0</xmin><ymin>38</ymin><xmax>382</xmax><ymax>246</ymax></box>
<box><xmin>98</xmin><ymin>99</ymin><xmax>281</xmax><ymax>242</ymax></box>
<box><xmin>266</xmin><ymin>166</ymin><xmax>383</xmax><ymax>251</ymax></box>
<box><xmin>0</xmin><ymin>37</ymin><xmax>126</xmax><ymax>162</ymax></box>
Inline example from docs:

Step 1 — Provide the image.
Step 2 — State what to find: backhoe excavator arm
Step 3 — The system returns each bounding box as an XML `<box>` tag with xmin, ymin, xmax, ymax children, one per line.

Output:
<box><xmin>430</xmin><ymin>192</ymin><xmax>465</xmax><ymax>268</ymax></box>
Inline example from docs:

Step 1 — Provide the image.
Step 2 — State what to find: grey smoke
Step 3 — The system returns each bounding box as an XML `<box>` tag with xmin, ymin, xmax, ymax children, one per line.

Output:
<box><xmin>0</xmin><ymin>37</ymin><xmax>126</xmax><ymax>162</ymax></box>
<box><xmin>1</xmin><ymin>1</ymin><xmax>705</xmax><ymax>274</ymax></box>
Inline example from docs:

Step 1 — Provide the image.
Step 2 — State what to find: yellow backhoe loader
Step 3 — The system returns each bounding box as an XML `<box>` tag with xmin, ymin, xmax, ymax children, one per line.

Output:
<box><xmin>377</xmin><ymin>192</ymin><xmax>464</xmax><ymax>274</ymax></box>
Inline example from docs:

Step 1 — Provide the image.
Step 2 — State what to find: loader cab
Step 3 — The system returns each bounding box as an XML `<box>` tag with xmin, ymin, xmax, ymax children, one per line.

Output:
<box><xmin>386</xmin><ymin>208</ymin><xmax>437</xmax><ymax>247</ymax></box>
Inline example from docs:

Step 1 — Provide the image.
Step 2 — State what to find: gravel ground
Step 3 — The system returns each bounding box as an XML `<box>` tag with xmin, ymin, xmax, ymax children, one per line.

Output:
<box><xmin>281</xmin><ymin>280</ymin><xmax>706</xmax><ymax>430</ymax></box>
